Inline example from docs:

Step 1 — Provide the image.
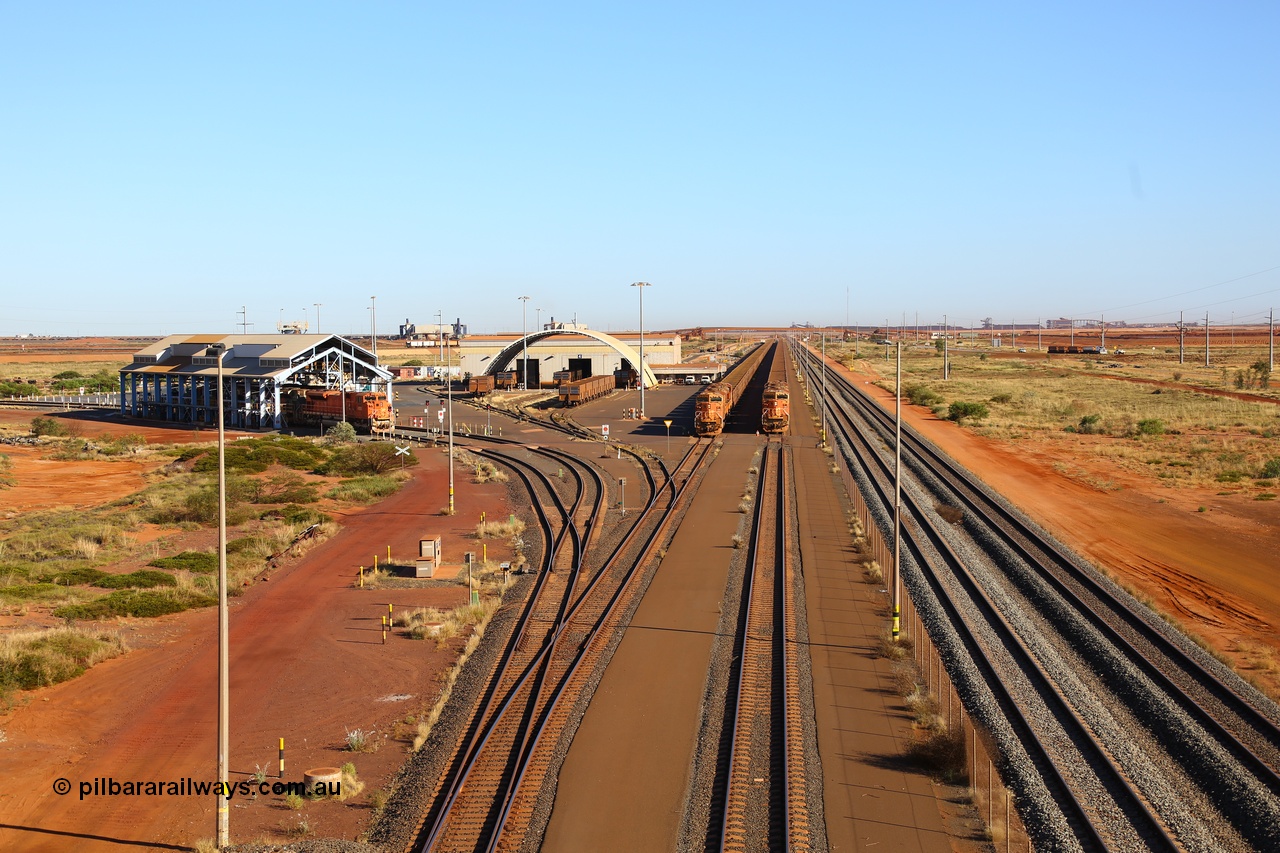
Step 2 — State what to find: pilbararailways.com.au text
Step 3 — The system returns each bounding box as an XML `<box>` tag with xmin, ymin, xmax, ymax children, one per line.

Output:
<box><xmin>54</xmin><ymin>777</ymin><xmax>338</xmax><ymax>801</ymax></box>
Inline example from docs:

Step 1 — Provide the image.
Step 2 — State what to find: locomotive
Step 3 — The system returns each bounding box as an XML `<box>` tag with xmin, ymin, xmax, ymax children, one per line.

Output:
<box><xmin>761</xmin><ymin>380</ymin><xmax>790</xmax><ymax>433</ymax></box>
<box><xmin>693</xmin><ymin>342</ymin><xmax>771</xmax><ymax>436</ymax></box>
<box><xmin>282</xmin><ymin>388</ymin><xmax>393</xmax><ymax>434</ymax></box>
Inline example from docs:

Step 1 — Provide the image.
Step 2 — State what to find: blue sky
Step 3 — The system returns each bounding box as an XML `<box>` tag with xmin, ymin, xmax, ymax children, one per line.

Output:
<box><xmin>2</xmin><ymin>2</ymin><xmax>1277</xmax><ymax>335</ymax></box>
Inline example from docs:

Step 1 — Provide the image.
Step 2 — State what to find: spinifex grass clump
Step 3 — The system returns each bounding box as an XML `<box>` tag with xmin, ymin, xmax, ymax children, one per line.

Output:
<box><xmin>0</xmin><ymin>627</ymin><xmax>126</xmax><ymax>694</ymax></box>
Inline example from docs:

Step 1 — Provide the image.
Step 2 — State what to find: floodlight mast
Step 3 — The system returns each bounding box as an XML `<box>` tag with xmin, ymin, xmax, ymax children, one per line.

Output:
<box><xmin>631</xmin><ymin>282</ymin><xmax>651</xmax><ymax>417</ymax></box>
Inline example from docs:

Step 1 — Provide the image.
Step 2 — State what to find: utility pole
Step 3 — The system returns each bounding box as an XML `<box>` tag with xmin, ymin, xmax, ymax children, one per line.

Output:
<box><xmin>943</xmin><ymin>313</ymin><xmax>950</xmax><ymax>380</ymax></box>
<box><xmin>1011</xmin><ymin>319</ymin><xmax>1016</xmax><ymax>350</ymax></box>
<box><xmin>237</xmin><ymin>306</ymin><xmax>251</xmax><ymax>334</ymax></box>
<box><xmin>437</xmin><ymin>310</ymin><xmax>444</xmax><ymax>383</ymax></box>
<box><xmin>1101</xmin><ymin>314</ymin><xmax>1106</xmax><ymax>349</ymax></box>
<box><xmin>892</xmin><ymin>341</ymin><xmax>902</xmax><ymax>641</ymax></box>
<box><xmin>820</xmin><ymin>332</ymin><xmax>827</xmax><ymax>443</ymax></box>
<box><xmin>313</xmin><ymin>303</ymin><xmax>321</xmax><ymax>333</ymax></box>
<box><xmin>1179</xmin><ymin>311</ymin><xmax>1185</xmax><ymax>364</ymax></box>
<box><xmin>1270</xmin><ymin>307</ymin><xmax>1274</xmax><ymax>373</ymax></box>
<box><xmin>447</xmin><ymin>338</ymin><xmax>454</xmax><ymax>514</ymax></box>
<box><xmin>633</xmin><ymin>282</ymin><xmax>651</xmax><ymax>418</ymax></box>
<box><xmin>1205</xmin><ymin>312</ymin><xmax>1210</xmax><ymax>368</ymax></box>
<box><xmin>369</xmin><ymin>296</ymin><xmax>378</xmax><ymax>361</ymax></box>
<box><xmin>915</xmin><ymin>310</ymin><xmax>919</xmax><ymax>343</ymax></box>
<box><xmin>1070</xmin><ymin>318</ymin><xmax>1075</xmax><ymax>347</ymax></box>
<box><xmin>209</xmin><ymin>343</ymin><xmax>230</xmax><ymax>849</ymax></box>
<box><xmin>1037</xmin><ymin>317</ymin><xmax>1042</xmax><ymax>351</ymax></box>
<box><xmin>518</xmin><ymin>296</ymin><xmax>530</xmax><ymax>390</ymax></box>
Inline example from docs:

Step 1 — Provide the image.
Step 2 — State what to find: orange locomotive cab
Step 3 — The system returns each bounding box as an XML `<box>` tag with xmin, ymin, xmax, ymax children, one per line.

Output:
<box><xmin>761</xmin><ymin>381</ymin><xmax>789</xmax><ymax>433</ymax></box>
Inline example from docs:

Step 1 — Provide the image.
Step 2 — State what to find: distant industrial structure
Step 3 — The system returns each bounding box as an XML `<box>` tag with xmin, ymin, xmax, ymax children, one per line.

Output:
<box><xmin>119</xmin><ymin>334</ymin><xmax>392</xmax><ymax>430</ymax></box>
<box><xmin>400</xmin><ymin>317</ymin><xmax>467</xmax><ymax>342</ymax></box>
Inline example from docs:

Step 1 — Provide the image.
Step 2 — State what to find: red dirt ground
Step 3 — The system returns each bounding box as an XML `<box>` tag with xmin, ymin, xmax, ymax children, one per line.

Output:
<box><xmin>821</xmin><ymin>350</ymin><xmax>1280</xmax><ymax>696</ymax></box>
<box><xmin>0</xmin><ymin>447</ymin><xmax>517</xmax><ymax>851</ymax></box>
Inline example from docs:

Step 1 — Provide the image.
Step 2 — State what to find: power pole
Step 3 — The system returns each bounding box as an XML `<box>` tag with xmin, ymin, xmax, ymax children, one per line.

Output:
<box><xmin>892</xmin><ymin>341</ymin><xmax>902</xmax><ymax>641</ymax></box>
<box><xmin>370</xmin><ymin>296</ymin><xmax>377</xmax><ymax>361</ymax></box>
<box><xmin>1101</xmin><ymin>314</ymin><xmax>1106</xmax><ymax>349</ymax></box>
<box><xmin>1037</xmin><ymin>317</ymin><xmax>1042</xmax><ymax>351</ymax></box>
<box><xmin>1179</xmin><ymin>311</ymin><xmax>1185</xmax><ymax>365</ymax></box>
<box><xmin>915</xmin><ymin>310</ymin><xmax>919</xmax><ymax>343</ymax></box>
<box><xmin>1205</xmin><ymin>312</ymin><xmax>1210</xmax><ymax>368</ymax></box>
<box><xmin>518</xmin><ymin>296</ymin><xmax>530</xmax><ymax>390</ymax></box>
<box><xmin>1011</xmin><ymin>319</ymin><xmax>1016</xmax><ymax>350</ymax></box>
<box><xmin>943</xmin><ymin>313</ymin><xmax>950</xmax><ymax>380</ymax></box>
<box><xmin>237</xmin><ymin>306</ymin><xmax>251</xmax><ymax>334</ymax></box>
<box><xmin>1270</xmin><ymin>307</ymin><xmax>1275</xmax><ymax>373</ymax></box>
<box><xmin>1070</xmin><ymin>318</ymin><xmax>1075</xmax><ymax>347</ymax></box>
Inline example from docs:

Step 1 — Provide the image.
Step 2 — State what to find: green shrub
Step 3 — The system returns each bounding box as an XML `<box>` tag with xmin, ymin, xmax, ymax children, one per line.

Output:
<box><xmin>149</xmin><ymin>551</ymin><xmax>218</xmax><ymax>573</ymax></box>
<box><xmin>1217</xmin><ymin>470</ymin><xmax>1247</xmax><ymax>484</ymax></box>
<box><xmin>52</xmin><ymin>370</ymin><xmax>83</xmax><ymax>380</ymax></box>
<box><xmin>904</xmin><ymin>384</ymin><xmax>943</xmax><ymax>407</ymax></box>
<box><xmin>0</xmin><ymin>628</ymin><xmax>125</xmax><ymax>692</ymax></box>
<box><xmin>1259</xmin><ymin>459</ymin><xmax>1280</xmax><ymax>480</ymax></box>
<box><xmin>1135</xmin><ymin>418</ymin><xmax>1166</xmax><ymax>436</ymax></box>
<box><xmin>30</xmin><ymin>417</ymin><xmax>67</xmax><ymax>437</ymax></box>
<box><xmin>324</xmin><ymin>421</ymin><xmax>358</xmax><ymax>446</ymax></box>
<box><xmin>1077</xmin><ymin>414</ymin><xmax>1103</xmax><ymax>435</ymax></box>
<box><xmin>990</xmin><ymin>393</ymin><xmax>1013</xmax><ymax>404</ymax></box>
<box><xmin>320</xmin><ymin>443</ymin><xmax>414</xmax><ymax>476</ymax></box>
<box><xmin>947</xmin><ymin>401</ymin><xmax>989</xmax><ymax>424</ymax></box>
<box><xmin>54</xmin><ymin>588</ymin><xmax>217</xmax><ymax>620</ymax></box>
<box><xmin>263</xmin><ymin>504</ymin><xmax>332</xmax><ymax>526</ymax></box>
<box><xmin>95</xmin><ymin>570</ymin><xmax>177</xmax><ymax>589</ymax></box>
<box><xmin>327</xmin><ymin>474</ymin><xmax>406</xmax><ymax>503</ymax></box>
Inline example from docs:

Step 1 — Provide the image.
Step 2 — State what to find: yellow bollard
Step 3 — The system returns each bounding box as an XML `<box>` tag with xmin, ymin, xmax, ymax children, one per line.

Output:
<box><xmin>388</xmin><ymin>602</ymin><xmax>394</xmax><ymax>626</ymax></box>
<box><xmin>374</xmin><ymin>554</ymin><xmax>378</xmax><ymax>572</ymax></box>
<box><xmin>279</xmin><ymin>737</ymin><xmax>285</xmax><ymax>778</ymax></box>
<box><xmin>382</xmin><ymin>615</ymin><xmax>387</xmax><ymax>644</ymax></box>
<box><xmin>359</xmin><ymin>566</ymin><xmax>364</xmax><ymax>588</ymax></box>
<box><xmin>483</xmin><ymin>543</ymin><xmax>487</xmax><ymax>564</ymax></box>
<box><xmin>387</xmin><ymin>545</ymin><xmax>391</xmax><ymax>562</ymax></box>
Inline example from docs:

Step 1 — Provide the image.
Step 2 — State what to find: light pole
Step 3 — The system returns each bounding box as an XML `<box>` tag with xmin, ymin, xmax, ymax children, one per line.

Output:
<box><xmin>518</xmin><ymin>296</ymin><xmax>530</xmax><ymax>390</ymax></box>
<box><xmin>536</xmin><ymin>307</ymin><xmax>543</xmax><ymax>333</ymax></box>
<box><xmin>313</xmin><ymin>303</ymin><xmax>321</xmax><ymax>333</ymax></box>
<box><xmin>447</xmin><ymin>337</ymin><xmax>455</xmax><ymax>514</ymax></box>
<box><xmin>892</xmin><ymin>342</ymin><xmax>902</xmax><ymax>642</ymax></box>
<box><xmin>206</xmin><ymin>342</ymin><xmax>230</xmax><ymax>848</ymax></box>
<box><xmin>370</xmin><ymin>296</ymin><xmax>378</xmax><ymax>361</ymax></box>
<box><xmin>632</xmin><ymin>282</ymin><xmax>651</xmax><ymax>418</ymax></box>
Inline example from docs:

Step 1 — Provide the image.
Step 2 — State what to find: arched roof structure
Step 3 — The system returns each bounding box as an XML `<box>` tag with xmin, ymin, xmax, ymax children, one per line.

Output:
<box><xmin>485</xmin><ymin>329</ymin><xmax>658</xmax><ymax>388</ymax></box>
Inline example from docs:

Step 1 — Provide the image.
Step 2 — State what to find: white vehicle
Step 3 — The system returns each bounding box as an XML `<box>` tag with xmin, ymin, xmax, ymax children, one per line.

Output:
<box><xmin>685</xmin><ymin>375</ymin><xmax>696</xmax><ymax>385</ymax></box>
<box><xmin>700</xmin><ymin>375</ymin><xmax>712</xmax><ymax>384</ymax></box>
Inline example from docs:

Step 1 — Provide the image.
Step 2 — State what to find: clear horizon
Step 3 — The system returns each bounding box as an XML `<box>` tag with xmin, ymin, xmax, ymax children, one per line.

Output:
<box><xmin>3</xmin><ymin>3</ymin><xmax>1277</xmax><ymax>336</ymax></box>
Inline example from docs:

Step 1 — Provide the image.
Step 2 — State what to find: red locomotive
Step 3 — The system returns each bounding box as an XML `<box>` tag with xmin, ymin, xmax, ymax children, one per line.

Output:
<box><xmin>761</xmin><ymin>380</ymin><xmax>790</xmax><ymax>433</ymax></box>
<box><xmin>283</xmin><ymin>388</ymin><xmax>392</xmax><ymax>434</ymax></box>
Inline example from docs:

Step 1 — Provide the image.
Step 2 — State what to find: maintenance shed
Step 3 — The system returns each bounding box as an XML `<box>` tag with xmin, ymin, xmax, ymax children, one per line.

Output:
<box><xmin>119</xmin><ymin>334</ymin><xmax>392</xmax><ymax>430</ymax></box>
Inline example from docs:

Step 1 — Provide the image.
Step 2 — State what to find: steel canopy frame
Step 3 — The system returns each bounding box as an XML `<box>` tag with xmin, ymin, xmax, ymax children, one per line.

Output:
<box><xmin>484</xmin><ymin>329</ymin><xmax>658</xmax><ymax>389</ymax></box>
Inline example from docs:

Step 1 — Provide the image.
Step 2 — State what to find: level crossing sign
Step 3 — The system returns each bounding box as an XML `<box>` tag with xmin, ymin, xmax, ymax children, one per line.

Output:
<box><xmin>601</xmin><ymin>424</ymin><xmax>610</xmax><ymax>439</ymax></box>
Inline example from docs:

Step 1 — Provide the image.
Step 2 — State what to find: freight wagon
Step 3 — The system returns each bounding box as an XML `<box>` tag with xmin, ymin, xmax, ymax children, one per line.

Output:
<box><xmin>282</xmin><ymin>388</ymin><xmax>393</xmax><ymax>434</ymax></box>
<box><xmin>552</xmin><ymin>369</ymin><xmax>582</xmax><ymax>385</ymax></box>
<box><xmin>558</xmin><ymin>373</ymin><xmax>615</xmax><ymax>407</ymax></box>
<box><xmin>495</xmin><ymin>371</ymin><xmax>520</xmax><ymax>390</ymax></box>
<box><xmin>468</xmin><ymin>375</ymin><xmax>495</xmax><ymax>396</ymax></box>
<box><xmin>1048</xmin><ymin>345</ymin><xmax>1108</xmax><ymax>355</ymax></box>
<box><xmin>761</xmin><ymin>380</ymin><xmax>790</xmax><ymax>433</ymax></box>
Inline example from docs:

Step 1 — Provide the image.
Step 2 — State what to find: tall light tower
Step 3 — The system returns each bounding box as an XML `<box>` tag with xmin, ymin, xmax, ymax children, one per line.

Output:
<box><xmin>518</xmin><ymin>296</ymin><xmax>530</xmax><ymax>390</ymax></box>
<box><xmin>206</xmin><ymin>342</ymin><xmax>230</xmax><ymax>848</ymax></box>
<box><xmin>313</xmin><ymin>303</ymin><xmax>322</xmax><ymax>333</ymax></box>
<box><xmin>632</xmin><ymin>282</ymin><xmax>651</xmax><ymax>418</ymax></box>
<box><xmin>536</xmin><ymin>307</ymin><xmax>543</xmax><ymax>333</ymax></box>
<box><xmin>370</xmin><ymin>296</ymin><xmax>378</xmax><ymax>361</ymax></box>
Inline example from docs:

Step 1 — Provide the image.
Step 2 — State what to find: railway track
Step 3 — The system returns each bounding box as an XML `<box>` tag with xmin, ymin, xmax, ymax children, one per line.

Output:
<box><xmin>712</xmin><ymin>441</ymin><xmax>812</xmax><ymax>853</ymax></box>
<box><xmin>397</xmin><ymin>424</ymin><xmax>716</xmax><ymax>852</ymax></box>
<box><xmin>794</xmin><ymin>342</ymin><xmax>1280</xmax><ymax>850</ymax></box>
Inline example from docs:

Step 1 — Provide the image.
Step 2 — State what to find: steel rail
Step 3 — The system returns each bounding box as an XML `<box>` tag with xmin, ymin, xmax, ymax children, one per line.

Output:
<box><xmin>484</xmin><ymin>439</ymin><xmax>717</xmax><ymax>852</ymax></box>
<box><xmin>803</xmin><ymin>344</ymin><xmax>1171</xmax><ymax>851</ymax></box>
<box><xmin>416</xmin><ymin>440</ymin><xmax>708</xmax><ymax>852</ymax></box>
<box><xmin>804</xmin><ymin>345</ymin><xmax>1280</xmax><ymax>800</ymax></box>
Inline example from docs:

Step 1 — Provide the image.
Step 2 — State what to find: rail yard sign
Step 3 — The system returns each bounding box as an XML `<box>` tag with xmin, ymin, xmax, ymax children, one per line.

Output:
<box><xmin>601</xmin><ymin>424</ymin><xmax>610</xmax><ymax>439</ymax></box>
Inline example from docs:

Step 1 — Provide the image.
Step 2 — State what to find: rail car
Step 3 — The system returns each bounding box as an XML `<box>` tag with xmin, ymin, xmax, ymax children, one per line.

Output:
<box><xmin>558</xmin><ymin>373</ymin><xmax>615</xmax><ymax>407</ymax></box>
<box><xmin>552</xmin><ymin>369</ymin><xmax>582</xmax><ymax>386</ymax></box>
<box><xmin>282</xmin><ymin>388</ymin><xmax>392</xmax><ymax>433</ymax></box>
<box><xmin>761</xmin><ymin>380</ymin><xmax>790</xmax><ymax>433</ymax></box>
<box><xmin>693</xmin><ymin>341</ymin><xmax>770</xmax><ymax>436</ymax></box>
<box><xmin>1048</xmin><ymin>345</ymin><xmax>1107</xmax><ymax>355</ymax></box>
<box><xmin>467</xmin><ymin>375</ymin><xmax>495</xmax><ymax>396</ymax></box>
<box><xmin>494</xmin><ymin>371</ymin><xmax>520</xmax><ymax>390</ymax></box>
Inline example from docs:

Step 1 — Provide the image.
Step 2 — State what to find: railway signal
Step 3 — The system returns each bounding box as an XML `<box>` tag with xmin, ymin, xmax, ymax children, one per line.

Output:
<box><xmin>663</xmin><ymin>419</ymin><xmax>672</xmax><ymax>453</ymax></box>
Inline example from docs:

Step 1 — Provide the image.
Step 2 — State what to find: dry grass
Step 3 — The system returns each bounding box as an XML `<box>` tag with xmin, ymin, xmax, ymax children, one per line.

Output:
<box><xmin>0</xmin><ymin>627</ymin><xmax>126</xmax><ymax>695</ymax></box>
<box><xmin>475</xmin><ymin>516</ymin><xmax>525</xmax><ymax>539</ymax></box>
<box><xmin>863</xmin><ymin>561</ymin><xmax>884</xmax><ymax>584</ymax></box>
<box><xmin>412</xmin><ymin>597</ymin><xmax>503</xmax><ymax>751</ymax></box>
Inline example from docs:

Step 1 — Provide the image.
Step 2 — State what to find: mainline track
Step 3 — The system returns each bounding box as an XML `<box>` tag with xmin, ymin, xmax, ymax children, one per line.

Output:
<box><xmin>796</xmin><ymin>341</ymin><xmax>1280</xmax><ymax>850</ymax></box>
<box><xmin>714</xmin><ymin>441</ymin><xmax>812</xmax><ymax>853</ymax></box>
